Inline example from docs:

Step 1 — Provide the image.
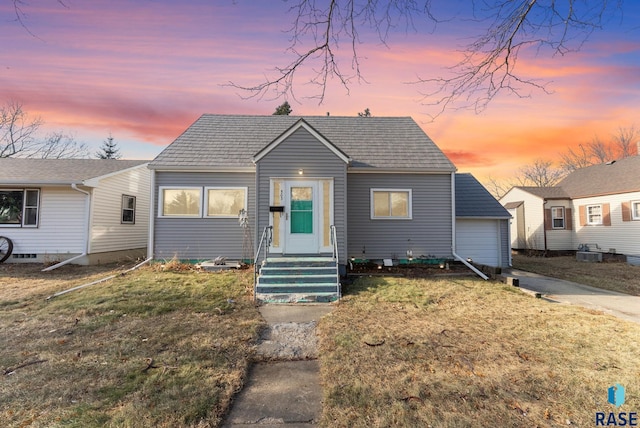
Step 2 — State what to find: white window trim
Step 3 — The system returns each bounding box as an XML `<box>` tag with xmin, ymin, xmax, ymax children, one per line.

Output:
<box><xmin>370</xmin><ymin>188</ymin><xmax>413</xmax><ymax>220</ymax></box>
<box><xmin>158</xmin><ymin>186</ymin><xmax>203</xmax><ymax>218</ymax></box>
<box><xmin>0</xmin><ymin>188</ymin><xmax>40</xmax><ymax>228</ymax></box>
<box><xmin>551</xmin><ymin>206</ymin><xmax>565</xmax><ymax>229</ymax></box>
<box><xmin>204</xmin><ymin>187</ymin><xmax>248</xmax><ymax>218</ymax></box>
<box><xmin>586</xmin><ymin>204</ymin><xmax>603</xmax><ymax>225</ymax></box>
<box><xmin>632</xmin><ymin>201</ymin><xmax>640</xmax><ymax>221</ymax></box>
<box><xmin>121</xmin><ymin>194</ymin><xmax>136</xmax><ymax>224</ymax></box>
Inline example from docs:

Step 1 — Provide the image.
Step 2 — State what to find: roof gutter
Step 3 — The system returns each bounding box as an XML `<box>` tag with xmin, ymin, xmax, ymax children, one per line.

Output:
<box><xmin>450</xmin><ymin>172</ymin><xmax>489</xmax><ymax>280</ymax></box>
<box><xmin>42</xmin><ymin>183</ymin><xmax>91</xmax><ymax>271</ymax></box>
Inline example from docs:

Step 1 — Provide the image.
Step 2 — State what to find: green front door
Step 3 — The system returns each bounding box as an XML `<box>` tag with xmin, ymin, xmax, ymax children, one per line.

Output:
<box><xmin>285</xmin><ymin>181</ymin><xmax>319</xmax><ymax>254</ymax></box>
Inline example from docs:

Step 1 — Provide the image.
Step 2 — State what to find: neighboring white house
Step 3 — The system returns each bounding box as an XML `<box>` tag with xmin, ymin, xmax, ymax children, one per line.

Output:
<box><xmin>0</xmin><ymin>158</ymin><xmax>151</xmax><ymax>265</ymax></box>
<box><xmin>500</xmin><ymin>154</ymin><xmax>640</xmax><ymax>261</ymax></box>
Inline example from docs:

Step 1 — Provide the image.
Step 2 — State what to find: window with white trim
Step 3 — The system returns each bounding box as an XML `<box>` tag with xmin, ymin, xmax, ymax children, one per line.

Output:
<box><xmin>551</xmin><ymin>207</ymin><xmax>565</xmax><ymax>229</ymax></box>
<box><xmin>159</xmin><ymin>187</ymin><xmax>202</xmax><ymax>217</ymax></box>
<box><xmin>205</xmin><ymin>187</ymin><xmax>247</xmax><ymax>218</ymax></box>
<box><xmin>121</xmin><ymin>195</ymin><xmax>136</xmax><ymax>224</ymax></box>
<box><xmin>633</xmin><ymin>201</ymin><xmax>640</xmax><ymax>220</ymax></box>
<box><xmin>0</xmin><ymin>189</ymin><xmax>39</xmax><ymax>227</ymax></box>
<box><xmin>587</xmin><ymin>204</ymin><xmax>602</xmax><ymax>225</ymax></box>
<box><xmin>371</xmin><ymin>189</ymin><xmax>412</xmax><ymax>219</ymax></box>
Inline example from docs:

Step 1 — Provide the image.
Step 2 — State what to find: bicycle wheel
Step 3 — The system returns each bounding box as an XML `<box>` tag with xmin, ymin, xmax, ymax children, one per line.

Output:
<box><xmin>0</xmin><ymin>236</ymin><xmax>13</xmax><ymax>263</ymax></box>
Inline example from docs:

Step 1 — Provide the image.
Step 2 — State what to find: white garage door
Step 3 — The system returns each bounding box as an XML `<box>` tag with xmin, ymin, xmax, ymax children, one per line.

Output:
<box><xmin>456</xmin><ymin>219</ymin><xmax>500</xmax><ymax>267</ymax></box>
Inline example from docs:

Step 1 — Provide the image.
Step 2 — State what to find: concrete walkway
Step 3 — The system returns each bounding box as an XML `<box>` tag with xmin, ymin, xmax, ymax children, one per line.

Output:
<box><xmin>506</xmin><ymin>268</ymin><xmax>640</xmax><ymax>324</ymax></box>
<box><xmin>223</xmin><ymin>304</ymin><xmax>333</xmax><ymax>427</ymax></box>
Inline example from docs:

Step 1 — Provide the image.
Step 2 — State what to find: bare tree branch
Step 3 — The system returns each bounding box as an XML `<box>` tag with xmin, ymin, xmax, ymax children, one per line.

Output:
<box><xmin>1</xmin><ymin>101</ymin><xmax>88</xmax><ymax>159</ymax></box>
<box><xmin>518</xmin><ymin>158</ymin><xmax>565</xmax><ymax>187</ymax></box>
<box><xmin>229</xmin><ymin>0</ymin><xmax>624</xmax><ymax>112</ymax></box>
<box><xmin>0</xmin><ymin>100</ymin><xmax>42</xmax><ymax>158</ymax></box>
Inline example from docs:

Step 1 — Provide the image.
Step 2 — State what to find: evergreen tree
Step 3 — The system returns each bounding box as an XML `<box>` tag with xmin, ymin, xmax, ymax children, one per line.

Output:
<box><xmin>273</xmin><ymin>101</ymin><xmax>292</xmax><ymax>115</ymax></box>
<box><xmin>95</xmin><ymin>134</ymin><xmax>121</xmax><ymax>159</ymax></box>
<box><xmin>358</xmin><ymin>108</ymin><xmax>371</xmax><ymax>117</ymax></box>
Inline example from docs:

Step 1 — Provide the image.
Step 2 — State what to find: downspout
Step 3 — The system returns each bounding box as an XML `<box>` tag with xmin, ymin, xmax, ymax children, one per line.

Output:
<box><xmin>147</xmin><ymin>169</ymin><xmax>156</xmax><ymax>261</ymax></box>
<box><xmin>450</xmin><ymin>172</ymin><xmax>489</xmax><ymax>280</ymax></box>
<box><xmin>542</xmin><ymin>199</ymin><xmax>548</xmax><ymax>252</ymax></box>
<box><xmin>42</xmin><ymin>183</ymin><xmax>90</xmax><ymax>271</ymax></box>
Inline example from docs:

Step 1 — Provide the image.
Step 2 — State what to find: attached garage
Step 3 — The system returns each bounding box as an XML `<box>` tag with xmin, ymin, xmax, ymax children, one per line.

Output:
<box><xmin>456</xmin><ymin>219</ymin><xmax>505</xmax><ymax>267</ymax></box>
<box><xmin>455</xmin><ymin>174</ymin><xmax>511</xmax><ymax>268</ymax></box>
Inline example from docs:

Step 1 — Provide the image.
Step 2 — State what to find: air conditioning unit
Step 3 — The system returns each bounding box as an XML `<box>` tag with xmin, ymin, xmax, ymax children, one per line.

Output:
<box><xmin>576</xmin><ymin>251</ymin><xmax>602</xmax><ymax>262</ymax></box>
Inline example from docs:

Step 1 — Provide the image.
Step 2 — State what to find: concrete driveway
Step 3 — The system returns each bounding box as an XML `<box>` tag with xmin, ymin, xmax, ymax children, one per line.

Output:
<box><xmin>506</xmin><ymin>268</ymin><xmax>640</xmax><ymax>325</ymax></box>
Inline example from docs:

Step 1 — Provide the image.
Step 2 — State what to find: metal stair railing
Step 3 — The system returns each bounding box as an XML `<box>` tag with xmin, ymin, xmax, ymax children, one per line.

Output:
<box><xmin>330</xmin><ymin>224</ymin><xmax>341</xmax><ymax>299</ymax></box>
<box><xmin>254</xmin><ymin>225</ymin><xmax>273</xmax><ymax>302</ymax></box>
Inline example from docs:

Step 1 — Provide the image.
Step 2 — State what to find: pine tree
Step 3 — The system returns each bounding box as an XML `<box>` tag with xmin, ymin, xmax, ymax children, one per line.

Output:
<box><xmin>273</xmin><ymin>101</ymin><xmax>292</xmax><ymax>115</ymax></box>
<box><xmin>95</xmin><ymin>134</ymin><xmax>122</xmax><ymax>159</ymax></box>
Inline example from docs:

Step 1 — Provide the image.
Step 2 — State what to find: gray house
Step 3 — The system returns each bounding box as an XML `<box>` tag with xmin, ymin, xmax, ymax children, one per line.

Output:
<box><xmin>148</xmin><ymin>115</ymin><xmax>503</xmax><ymax>301</ymax></box>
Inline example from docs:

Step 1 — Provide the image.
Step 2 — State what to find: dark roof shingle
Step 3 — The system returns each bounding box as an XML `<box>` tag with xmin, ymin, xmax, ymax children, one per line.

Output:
<box><xmin>150</xmin><ymin>115</ymin><xmax>456</xmax><ymax>171</ymax></box>
<box><xmin>456</xmin><ymin>173</ymin><xmax>511</xmax><ymax>218</ymax></box>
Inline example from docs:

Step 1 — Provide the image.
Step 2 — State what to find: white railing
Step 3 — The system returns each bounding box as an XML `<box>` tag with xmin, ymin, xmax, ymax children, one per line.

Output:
<box><xmin>254</xmin><ymin>225</ymin><xmax>273</xmax><ymax>301</ymax></box>
<box><xmin>330</xmin><ymin>224</ymin><xmax>341</xmax><ymax>299</ymax></box>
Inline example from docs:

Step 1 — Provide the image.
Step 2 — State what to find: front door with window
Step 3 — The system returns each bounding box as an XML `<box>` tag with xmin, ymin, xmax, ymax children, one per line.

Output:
<box><xmin>284</xmin><ymin>181</ymin><xmax>319</xmax><ymax>254</ymax></box>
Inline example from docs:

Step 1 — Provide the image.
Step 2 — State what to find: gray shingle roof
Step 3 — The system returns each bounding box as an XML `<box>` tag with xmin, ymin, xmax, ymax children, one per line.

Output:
<box><xmin>556</xmin><ymin>156</ymin><xmax>640</xmax><ymax>198</ymax></box>
<box><xmin>0</xmin><ymin>158</ymin><xmax>149</xmax><ymax>185</ymax></box>
<box><xmin>150</xmin><ymin>115</ymin><xmax>456</xmax><ymax>171</ymax></box>
<box><xmin>456</xmin><ymin>173</ymin><xmax>510</xmax><ymax>218</ymax></box>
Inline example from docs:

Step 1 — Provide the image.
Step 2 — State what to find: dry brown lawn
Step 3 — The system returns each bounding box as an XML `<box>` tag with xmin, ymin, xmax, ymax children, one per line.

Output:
<box><xmin>0</xmin><ymin>263</ymin><xmax>263</xmax><ymax>428</ymax></box>
<box><xmin>512</xmin><ymin>254</ymin><xmax>640</xmax><ymax>296</ymax></box>
<box><xmin>317</xmin><ymin>276</ymin><xmax>640</xmax><ymax>427</ymax></box>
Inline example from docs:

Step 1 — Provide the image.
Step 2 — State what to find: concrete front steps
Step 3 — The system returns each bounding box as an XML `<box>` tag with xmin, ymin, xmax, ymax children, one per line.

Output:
<box><xmin>256</xmin><ymin>256</ymin><xmax>340</xmax><ymax>303</ymax></box>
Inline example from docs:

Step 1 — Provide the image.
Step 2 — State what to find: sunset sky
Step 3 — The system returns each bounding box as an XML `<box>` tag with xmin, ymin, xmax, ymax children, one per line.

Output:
<box><xmin>1</xmin><ymin>1</ymin><xmax>639</xmax><ymax>183</ymax></box>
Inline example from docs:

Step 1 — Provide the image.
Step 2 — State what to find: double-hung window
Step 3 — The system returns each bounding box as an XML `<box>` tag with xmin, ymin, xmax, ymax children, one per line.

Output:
<box><xmin>371</xmin><ymin>189</ymin><xmax>412</xmax><ymax>219</ymax></box>
<box><xmin>633</xmin><ymin>201</ymin><xmax>640</xmax><ymax>220</ymax></box>
<box><xmin>551</xmin><ymin>207</ymin><xmax>565</xmax><ymax>229</ymax></box>
<box><xmin>587</xmin><ymin>205</ymin><xmax>602</xmax><ymax>225</ymax></box>
<box><xmin>0</xmin><ymin>189</ymin><xmax>39</xmax><ymax>227</ymax></box>
<box><xmin>121</xmin><ymin>195</ymin><xmax>136</xmax><ymax>224</ymax></box>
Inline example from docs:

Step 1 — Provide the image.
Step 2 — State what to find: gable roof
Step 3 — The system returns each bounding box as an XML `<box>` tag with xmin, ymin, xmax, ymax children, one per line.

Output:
<box><xmin>556</xmin><ymin>155</ymin><xmax>640</xmax><ymax>198</ymax></box>
<box><xmin>149</xmin><ymin>114</ymin><xmax>456</xmax><ymax>172</ymax></box>
<box><xmin>0</xmin><ymin>158</ymin><xmax>149</xmax><ymax>186</ymax></box>
<box><xmin>455</xmin><ymin>173</ymin><xmax>510</xmax><ymax>218</ymax></box>
<box><xmin>253</xmin><ymin>119</ymin><xmax>351</xmax><ymax>164</ymax></box>
<box><xmin>512</xmin><ymin>186</ymin><xmax>571</xmax><ymax>199</ymax></box>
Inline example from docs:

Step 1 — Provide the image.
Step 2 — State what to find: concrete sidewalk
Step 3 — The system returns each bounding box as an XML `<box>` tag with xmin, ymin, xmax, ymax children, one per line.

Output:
<box><xmin>506</xmin><ymin>268</ymin><xmax>640</xmax><ymax>324</ymax></box>
<box><xmin>223</xmin><ymin>304</ymin><xmax>333</xmax><ymax>427</ymax></box>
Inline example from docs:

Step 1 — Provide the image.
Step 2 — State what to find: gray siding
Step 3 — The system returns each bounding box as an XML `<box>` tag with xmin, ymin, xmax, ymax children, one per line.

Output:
<box><xmin>154</xmin><ymin>172</ymin><xmax>255</xmax><ymax>261</ymax></box>
<box><xmin>347</xmin><ymin>173</ymin><xmax>453</xmax><ymax>260</ymax></box>
<box><xmin>256</xmin><ymin>128</ymin><xmax>348</xmax><ymax>263</ymax></box>
<box><xmin>500</xmin><ymin>219</ymin><xmax>510</xmax><ymax>267</ymax></box>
